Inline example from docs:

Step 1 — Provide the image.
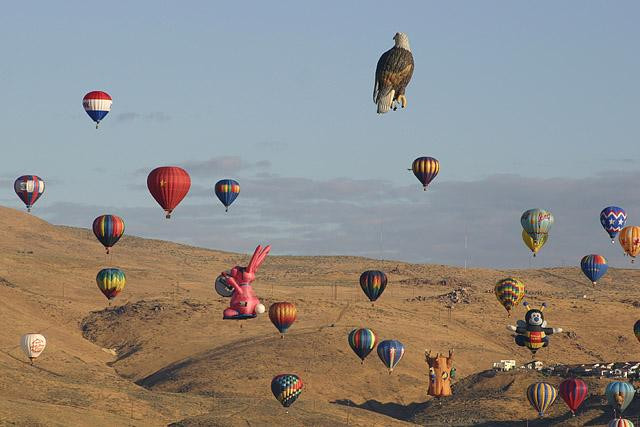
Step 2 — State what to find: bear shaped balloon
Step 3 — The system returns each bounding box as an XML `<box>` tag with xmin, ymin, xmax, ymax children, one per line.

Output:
<box><xmin>507</xmin><ymin>302</ymin><xmax>562</xmax><ymax>355</ymax></box>
<box><xmin>215</xmin><ymin>245</ymin><xmax>270</xmax><ymax>320</ymax></box>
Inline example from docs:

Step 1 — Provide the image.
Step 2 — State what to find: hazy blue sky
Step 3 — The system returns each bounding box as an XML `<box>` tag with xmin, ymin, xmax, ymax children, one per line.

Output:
<box><xmin>1</xmin><ymin>1</ymin><xmax>639</xmax><ymax>268</ymax></box>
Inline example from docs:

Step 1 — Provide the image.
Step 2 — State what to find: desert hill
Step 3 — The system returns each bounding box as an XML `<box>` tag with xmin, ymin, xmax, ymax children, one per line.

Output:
<box><xmin>1</xmin><ymin>205</ymin><xmax>640</xmax><ymax>426</ymax></box>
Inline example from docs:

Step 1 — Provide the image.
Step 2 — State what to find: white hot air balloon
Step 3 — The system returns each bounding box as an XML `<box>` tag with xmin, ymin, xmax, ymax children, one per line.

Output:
<box><xmin>21</xmin><ymin>333</ymin><xmax>46</xmax><ymax>363</ymax></box>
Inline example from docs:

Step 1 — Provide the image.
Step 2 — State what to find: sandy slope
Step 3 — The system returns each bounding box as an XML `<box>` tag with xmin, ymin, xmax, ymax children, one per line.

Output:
<box><xmin>1</xmin><ymin>206</ymin><xmax>640</xmax><ymax>426</ymax></box>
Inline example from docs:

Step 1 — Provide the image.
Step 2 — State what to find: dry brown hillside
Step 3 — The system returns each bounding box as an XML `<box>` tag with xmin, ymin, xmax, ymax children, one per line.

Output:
<box><xmin>1</xmin><ymin>205</ymin><xmax>640</xmax><ymax>426</ymax></box>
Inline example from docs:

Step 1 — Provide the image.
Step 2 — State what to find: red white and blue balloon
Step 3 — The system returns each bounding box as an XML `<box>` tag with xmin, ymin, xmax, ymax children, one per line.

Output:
<box><xmin>14</xmin><ymin>175</ymin><xmax>45</xmax><ymax>212</ymax></box>
<box><xmin>600</xmin><ymin>206</ymin><xmax>627</xmax><ymax>243</ymax></box>
<box><xmin>83</xmin><ymin>91</ymin><xmax>112</xmax><ymax>128</ymax></box>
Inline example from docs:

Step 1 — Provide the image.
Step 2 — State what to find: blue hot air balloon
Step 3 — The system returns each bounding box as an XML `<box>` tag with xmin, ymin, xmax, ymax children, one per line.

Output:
<box><xmin>601</xmin><ymin>206</ymin><xmax>627</xmax><ymax>243</ymax></box>
<box><xmin>377</xmin><ymin>339</ymin><xmax>405</xmax><ymax>374</ymax></box>
<box><xmin>348</xmin><ymin>328</ymin><xmax>377</xmax><ymax>363</ymax></box>
<box><xmin>580</xmin><ymin>254</ymin><xmax>608</xmax><ymax>285</ymax></box>
<box><xmin>606</xmin><ymin>381</ymin><xmax>635</xmax><ymax>414</ymax></box>
<box><xmin>214</xmin><ymin>179</ymin><xmax>240</xmax><ymax>212</ymax></box>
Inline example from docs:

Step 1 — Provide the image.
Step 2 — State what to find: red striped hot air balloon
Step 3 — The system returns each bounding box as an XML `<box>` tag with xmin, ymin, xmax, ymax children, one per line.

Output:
<box><xmin>147</xmin><ymin>167</ymin><xmax>191</xmax><ymax>219</ymax></box>
<box><xmin>559</xmin><ymin>378</ymin><xmax>588</xmax><ymax>416</ymax></box>
<box><xmin>269</xmin><ymin>302</ymin><xmax>297</xmax><ymax>338</ymax></box>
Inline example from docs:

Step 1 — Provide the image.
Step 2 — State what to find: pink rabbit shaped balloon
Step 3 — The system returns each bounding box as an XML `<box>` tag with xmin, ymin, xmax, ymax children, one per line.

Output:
<box><xmin>216</xmin><ymin>245</ymin><xmax>271</xmax><ymax>320</ymax></box>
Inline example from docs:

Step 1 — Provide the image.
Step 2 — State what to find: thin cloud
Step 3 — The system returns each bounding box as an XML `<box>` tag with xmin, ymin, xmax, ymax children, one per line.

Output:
<box><xmin>37</xmin><ymin>170</ymin><xmax>640</xmax><ymax>269</ymax></box>
<box><xmin>115</xmin><ymin>112</ymin><xmax>171</xmax><ymax>123</ymax></box>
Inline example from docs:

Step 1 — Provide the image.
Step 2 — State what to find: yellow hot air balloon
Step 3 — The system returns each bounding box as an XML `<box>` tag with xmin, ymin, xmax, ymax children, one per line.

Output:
<box><xmin>619</xmin><ymin>226</ymin><xmax>640</xmax><ymax>262</ymax></box>
<box><xmin>522</xmin><ymin>229</ymin><xmax>547</xmax><ymax>257</ymax></box>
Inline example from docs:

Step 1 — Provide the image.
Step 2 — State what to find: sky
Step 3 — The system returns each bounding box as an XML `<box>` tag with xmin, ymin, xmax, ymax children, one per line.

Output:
<box><xmin>0</xmin><ymin>1</ymin><xmax>639</xmax><ymax>268</ymax></box>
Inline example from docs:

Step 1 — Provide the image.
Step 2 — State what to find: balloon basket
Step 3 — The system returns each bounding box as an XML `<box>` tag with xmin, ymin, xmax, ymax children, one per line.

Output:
<box><xmin>27</xmin><ymin>208</ymin><xmax>31</xmax><ymax>213</ymax></box>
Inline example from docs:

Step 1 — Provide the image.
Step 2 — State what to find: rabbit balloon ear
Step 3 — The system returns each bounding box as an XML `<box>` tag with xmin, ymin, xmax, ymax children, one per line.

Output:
<box><xmin>247</xmin><ymin>244</ymin><xmax>271</xmax><ymax>273</ymax></box>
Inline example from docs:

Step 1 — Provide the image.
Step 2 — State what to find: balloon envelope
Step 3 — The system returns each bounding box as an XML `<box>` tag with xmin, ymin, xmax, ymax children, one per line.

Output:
<box><xmin>522</xmin><ymin>229</ymin><xmax>547</xmax><ymax>256</ymax></box>
<box><xmin>14</xmin><ymin>175</ymin><xmax>45</xmax><ymax>212</ymax></box>
<box><xmin>494</xmin><ymin>278</ymin><xmax>525</xmax><ymax>315</ymax></box>
<box><xmin>601</xmin><ymin>206</ymin><xmax>627</xmax><ymax>241</ymax></box>
<box><xmin>411</xmin><ymin>157</ymin><xmax>439</xmax><ymax>190</ymax></box>
<box><xmin>147</xmin><ymin>167</ymin><xmax>191</xmax><ymax>218</ymax></box>
<box><xmin>96</xmin><ymin>268</ymin><xmax>126</xmax><ymax>300</ymax></box>
<box><xmin>92</xmin><ymin>215</ymin><xmax>125</xmax><ymax>254</ymax></box>
<box><xmin>83</xmin><ymin>91</ymin><xmax>112</xmax><ymax>127</ymax></box>
<box><xmin>619</xmin><ymin>226</ymin><xmax>640</xmax><ymax>260</ymax></box>
<box><xmin>271</xmin><ymin>374</ymin><xmax>303</xmax><ymax>407</ymax></box>
<box><xmin>377</xmin><ymin>339</ymin><xmax>405</xmax><ymax>373</ymax></box>
<box><xmin>214</xmin><ymin>179</ymin><xmax>240</xmax><ymax>211</ymax></box>
<box><xmin>606</xmin><ymin>381</ymin><xmax>635</xmax><ymax>413</ymax></box>
<box><xmin>634</xmin><ymin>320</ymin><xmax>640</xmax><ymax>344</ymax></box>
<box><xmin>527</xmin><ymin>382</ymin><xmax>557</xmax><ymax>417</ymax></box>
<box><xmin>521</xmin><ymin>209</ymin><xmax>554</xmax><ymax>244</ymax></box>
<box><xmin>21</xmin><ymin>333</ymin><xmax>46</xmax><ymax>361</ymax></box>
<box><xmin>359</xmin><ymin>270</ymin><xmax>387</xmax><ymax>302</ymax></box>
<box><xmin>559</xmin><ymin>378</ymin><xmax>588</xmax><ymax>414</ymax></box>
<box><xmin>609</xmin><ymin>418</ymin><xmax>635</xmax><ymax>427</ymax></box>
<box><xmin>268</xmin><ymin>302</ymin><xmax>297</xmax><ymax>335</ymax></box>
<box><xmin>580</xmin><ymin>254</ymin><xmax>608</xmax><ymax>284</ymax></box>
<box><xmin>348</xmin><ymin>328</ymin><xmax>377</xmax><ymax>362</ymax></box>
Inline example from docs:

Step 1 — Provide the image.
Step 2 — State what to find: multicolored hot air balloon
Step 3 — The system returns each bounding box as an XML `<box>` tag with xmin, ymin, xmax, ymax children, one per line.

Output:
<box><xmin>147</xmin><ymin>167</ymin><xmax>191</xmax><ymax>219</ymax></box>
<box><xmin>619</xmin><ymin>226</ymin><xmax>640</xmax><ymax>262</ymax></box>
<box><xmin>269</xmin><ymin>302</ymin><xmax>297</xmax><ymax>337</ymax></box>
<box><xmin>92</xmin><ymin>215</ymin><xmax>125</xmax><ymax>254</ymax></box>
<box><xmin>377</xmin><ymin>339</ymin><xmax>405</xmax><ymax>374</ymax></box>
<box><xmin>527</xmin><ymin>382</ymin><xmax>557</xmax><ymax>418</ymax></box>
<box><xmin>14</xmin><ymin>175</ymin><xmax>45</xmax><ymax>212</ymax></box>
<box><xmin>522</xmin><ymin>229</ymin><xmax>547</xmax><ymax>257</ymax></box>
<box><xmin>606</xmin><ymin>381</ymin><xmax>635</xmax><ymax>414</ymax></box>
<box><xmin>96</xmin><ymin>268</ymin><xmax>126</xmax><ymax>301</ymax></box>
<box><xmin>609</xmin><ymin>418</ymin><xmax>635</xmax><ymax>427</ymax></box>
<box><xmin>271</xmin><ymin>374</ymin><xmax>303</xmax><ymax>408</ymax></box>
<box><xmin>580</xmin><ymin>254</ymin><xmax>608</xmax><ymax>285</ymax></box>
<box><xmin>494</xmin><ymin>278</ymin><xmax>525</xmax><ymax>316</ymax></box>
<box><xmin>559</xmin><ymin>378</ymin><xmax>588</xmax><ymax>416</ymax></box>
<box><xmin>214</xmin><ymin>179</ymin><xmax>240</xmax><ymax>212</ymax></box>
<box><xmin>521</xmin><ymin>209</ymin><xmax>554</xmax><ymax>245</ymax></box>
<box><xmin>601</xmin><ymin>206</ymin><xmax>627</xmax><ymax>243</ymax></box>
<box><xmin>359</xmin><ymin>270</ymin><xmax>387</xmax><ymax>303</ymax></box>
<box><xmin>83</xmin><ymin>91</ymin><xmax>112</xmax><ymax>128</ymax></box>
<box><xmin>20</xmin><ymin>333</ymin><xmax>46</xmax><ymax>364</ymax></box>
<box><xmin>348</xmin><ymin>328</ymin><xmax>377</xmax><ymax>363</ymax></box>
<box><xmin>411</xmin><ymin>157</ymin><xmax>439</xmax><ymax>190</ymax></box>
<box><xmin>634</xmin><ymin>320</ymin><xmax>640</xmax><ymax>344</ymax></box>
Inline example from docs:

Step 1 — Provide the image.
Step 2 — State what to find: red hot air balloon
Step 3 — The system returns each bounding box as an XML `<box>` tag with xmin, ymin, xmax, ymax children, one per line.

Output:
<box><xmin>147</xmin><ymin>167</ymin><xmax>191</xmax><ymax>218</ymax></box>
<box><xmin>559</xmin><ymin>378</ymin><xmax>588</xmax><ymax>416</ymax></box>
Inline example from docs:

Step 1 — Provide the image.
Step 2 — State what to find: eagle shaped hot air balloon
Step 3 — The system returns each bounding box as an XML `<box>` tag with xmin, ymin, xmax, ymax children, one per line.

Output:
<box><xmin>83</xmin><ymin>91</ymin><xmax>112</xmax><ymax>128</ymax></box>
<box><xmin>92</xmin><ymin>214</ymin><xmax>125</xmax><ymax>254</ymax></box>
<box><xmin>348</xmin><ymin>328</ymin><xmax>377</xmax><ymax>364</ymax></box>
<box><xmin>147</xmin><ymin>166</ymin><xmax>191</xmax><ymax>218</ymax></box>
<box><xmin>494</xmin><ymin>278</ymin><xmax>525</xmax><ymax>316</ymax></box>
<box><xmin>527</xmin><ymin>382</ymin><xmax>558</xmax><ymax>417</ymax></box>
<box><xmin>14</xmin><ymin>175</ymin><xmax>45</xmax><ymax>212</ymax></box>
<box><xmin>411</xmin><ymin>157</ymin><xmax>440</xmax><ymax>190</ymax></box>
<box><xmin>271</xmin><ymin>374</ymin><xmax>303</xmax><ymax>408</ymax></box>
<box><xmin>373</xmin><ymin>32</ymin><xmax>414</xmax><ymax>114</ymax></box>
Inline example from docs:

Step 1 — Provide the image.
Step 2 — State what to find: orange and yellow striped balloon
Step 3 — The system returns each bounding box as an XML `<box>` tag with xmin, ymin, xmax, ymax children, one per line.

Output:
<box><xmin>269</xmin><ymin>302</ymin><xmax>297</xmax><ymax>337</ymax></box>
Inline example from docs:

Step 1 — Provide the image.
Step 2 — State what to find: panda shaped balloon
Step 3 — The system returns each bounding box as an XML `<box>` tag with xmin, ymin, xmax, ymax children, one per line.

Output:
<box><xmin>507</xmin><ymin>302</ymin><xmax>562</xmax><ymax>355</ymax></box>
